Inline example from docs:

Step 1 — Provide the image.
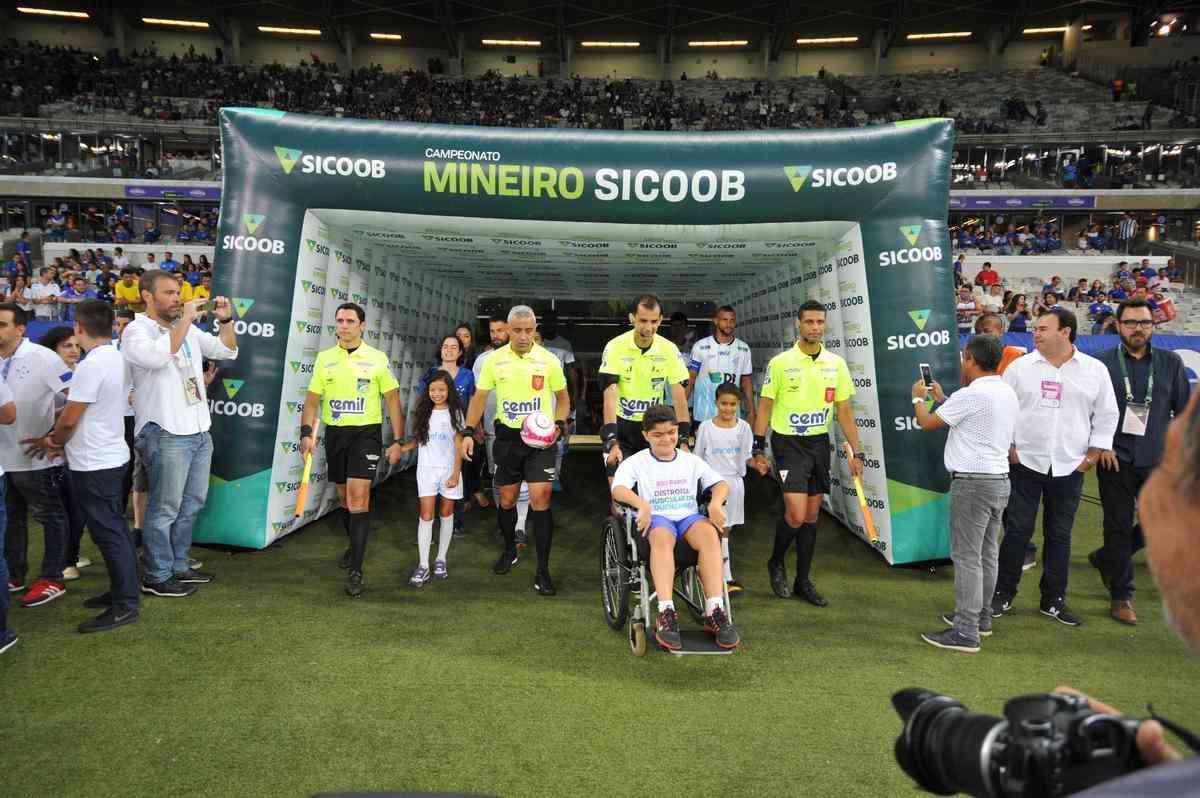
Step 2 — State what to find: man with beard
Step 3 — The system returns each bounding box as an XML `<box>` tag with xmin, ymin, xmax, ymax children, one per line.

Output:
<box><xmin>1091</xmin><ymin>299</ymin><xmax>1191</xmax><ymax>625</ymax></box>
<box><xmin>122</xmin><ymin>270</ymin><xmax>237</xmax><ymax>597</ymax></box>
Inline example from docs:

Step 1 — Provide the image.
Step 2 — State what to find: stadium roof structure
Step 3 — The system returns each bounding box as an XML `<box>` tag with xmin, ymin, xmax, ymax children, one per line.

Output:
<box><xmin>25</xmin><ymin>1</ymin><xmax>1200</xmax><ymax>58</ymax></box>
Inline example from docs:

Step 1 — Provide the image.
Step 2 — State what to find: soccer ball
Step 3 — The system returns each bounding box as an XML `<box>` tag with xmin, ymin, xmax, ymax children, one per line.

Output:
<box><xmin>520</xmin><ymin>411</ymin><xmax>557</xmax><ymax>449</ymax></box>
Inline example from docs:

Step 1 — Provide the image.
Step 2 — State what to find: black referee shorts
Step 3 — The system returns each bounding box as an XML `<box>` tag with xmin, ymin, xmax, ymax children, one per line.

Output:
<box><xmin>492</xmin><ymin>423</ymin><xmax>557</xmax><ymax>487</ymax></box>
<box><xmin>605</xmin><ymin>417</ymin><xmax>649</xmax><ymax>477</ymax></box>
<box><xmin>771</xmin><ymin>432</ymin><xmax>832</xmax><ymax>496</ymax></box>
<box><xmin>324</xmin><ymin>423</ymin><xmax>382</xmax><ymax>484</ymax></box>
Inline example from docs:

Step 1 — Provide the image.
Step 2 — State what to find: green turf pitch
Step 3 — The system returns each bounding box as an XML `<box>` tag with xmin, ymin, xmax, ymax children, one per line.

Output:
<box><xmin>3</xmin><ymin>458</ymin><xmax>1198</xmax><ymax>798</ymax></box>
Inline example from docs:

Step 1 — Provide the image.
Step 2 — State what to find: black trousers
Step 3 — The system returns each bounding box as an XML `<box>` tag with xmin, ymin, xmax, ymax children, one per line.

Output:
<box><xmin>1096</xmin><ymin>462</ymin><xmax>1151</xmax><ymax>600</ymax></box>
<box><xmin>4</xmin><ymin>467</ymin><xmax>69</xmax><ymax>583</ymax></box>
<box><xmin>996</xmin><ymin>463</ymin><xmax>1084</xmax><ymax>604</ymax></box>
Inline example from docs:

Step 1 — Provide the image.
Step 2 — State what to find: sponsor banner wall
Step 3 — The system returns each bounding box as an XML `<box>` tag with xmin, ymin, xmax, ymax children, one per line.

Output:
<box><xmin>209</xmin><ymin>109</ymin><xmax>954</xmax><ymax>562</ymax></box>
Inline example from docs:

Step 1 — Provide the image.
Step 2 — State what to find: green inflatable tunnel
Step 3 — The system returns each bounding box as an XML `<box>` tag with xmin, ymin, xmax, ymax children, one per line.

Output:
<box><xmin>199</xmin><ymin>108</ymin><xmax>958</xmax><ymax>565</ymax></box>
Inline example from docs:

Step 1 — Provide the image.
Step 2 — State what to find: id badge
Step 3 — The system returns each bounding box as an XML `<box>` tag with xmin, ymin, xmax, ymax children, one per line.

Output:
<box><xmin>181</xmin><ymin>372</ymin><xmax>201</xmax><ymax>405</ymax></box>
<box><xmin>1122</xmin><ymin>402</ymin><xmax>1149</xmax><ymax>437</ymax></box>
<box><xmin>1040</xmin><ymin>379</ymin><xmax>1062</xmax><ymax>409</ymax></box>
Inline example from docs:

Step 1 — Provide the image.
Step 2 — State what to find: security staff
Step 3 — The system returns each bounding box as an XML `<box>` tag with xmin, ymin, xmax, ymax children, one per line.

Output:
<box><xmin>462</xmin><ymin>306</ymin><xmax>569</xmax><ymax>596</ymax></box>
<box><xmin>600</xmin><ymin>294</ymin><xmax>691</xmax><ymax>479</ymax></box>
<box><xmin>752</xmin><ymin>299</ymin><xmax>863</xmax><ymax>607</ymax></box>
<box><xmin>1092</xmin><ymin>298</ymin><xmax>1191</xmax><ymax>626</ymax></box>
<box><xmin>300</xmin><ymin>302</ymin><xmax>404</xmax><ymax>598</ymax></box>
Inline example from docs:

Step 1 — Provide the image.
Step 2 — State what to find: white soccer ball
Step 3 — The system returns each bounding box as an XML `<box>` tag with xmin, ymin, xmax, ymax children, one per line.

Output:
<box><xmin>520</xmin><ymin>411</ymin><xmax>558</xmax><ymax>449</ymax></box>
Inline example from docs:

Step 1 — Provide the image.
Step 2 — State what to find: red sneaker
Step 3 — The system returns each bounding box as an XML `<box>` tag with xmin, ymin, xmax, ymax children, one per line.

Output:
<box><xmin>7</xmin><ymin>580</ymin><xmax>25</xmax><ymax>594</ymax></box>
<box><xmin>21</xmin><ymin>579</ymin><xmax>66</xmax><ymax>608</ymax></box>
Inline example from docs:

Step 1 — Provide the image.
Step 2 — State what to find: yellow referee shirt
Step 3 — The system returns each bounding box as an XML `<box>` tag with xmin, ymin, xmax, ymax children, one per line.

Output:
<box><xmin>761</xmin><ymin>344</ymin><xmax>854</xmax><ymax>437</ymax></box>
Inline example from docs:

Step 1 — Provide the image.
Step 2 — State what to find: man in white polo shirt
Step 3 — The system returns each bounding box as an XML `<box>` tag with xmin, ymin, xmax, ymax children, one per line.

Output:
<box><xmin>122</xmin><ymin>271</ymin><xmax>237</xmax><ymax>598</ymax></box>
<box><xmin>37</xmin><ymin>300</ymin><xmax>140</xmax><ymax>633</ymax></box>
<box><xmin>992</xmin><ymin>308</ymin><xmax>1119</xmax><ymax>627</ymax></box>
<box><xmin>0</xmin><ymin>302</ymin><xmax>73</xmax><ymax>608</ymax></box>
<box><xmin>28</xmin><ymin>267</ymin><xmax>62</xmax><ymax>322</ymax></box>
<box><xmin>0</xmin><ymin>376</ymin><xmax>17</xmax><ymax>653</ymax></box>
<box><xmin>910</xmin><ymin>334</ymin><xmax>1019</xmax><ymax>652</ymax></box>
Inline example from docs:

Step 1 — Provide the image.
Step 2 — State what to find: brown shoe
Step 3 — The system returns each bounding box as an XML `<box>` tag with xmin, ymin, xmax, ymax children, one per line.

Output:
<box><xmin>1110</xmin><ymin>600</ymin><xmax>1137</xmax><ymax>626</ymax></box>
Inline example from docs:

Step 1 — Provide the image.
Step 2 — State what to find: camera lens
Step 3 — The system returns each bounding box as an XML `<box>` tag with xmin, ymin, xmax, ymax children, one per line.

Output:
<box><xmin>893</xmin><ymin>688</ymin><xmax>1006</xmax><ymax>798</ymax></box>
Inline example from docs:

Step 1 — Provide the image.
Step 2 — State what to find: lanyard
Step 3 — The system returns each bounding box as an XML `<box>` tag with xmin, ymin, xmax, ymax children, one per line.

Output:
<box><xmin>1117</xmin><ymin>346</ymin><xmax>1153</xmax><ymax>406</ymax></box>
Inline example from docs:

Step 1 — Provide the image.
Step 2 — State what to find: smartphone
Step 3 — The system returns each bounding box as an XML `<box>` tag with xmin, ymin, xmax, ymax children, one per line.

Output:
<box><xmin>918</xmin><ymin>363</ymin><xmax>934</xmax><ymax>388</ymax></box>
<box><xmin>198</xmin><ymin>299</ymin><xmax>216</xmax><ymax>313</ymax></box>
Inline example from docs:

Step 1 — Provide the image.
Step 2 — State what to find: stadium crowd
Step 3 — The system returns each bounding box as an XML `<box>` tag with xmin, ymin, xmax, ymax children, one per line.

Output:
<box><xmin>5</xmin><ymin>39</ymin><xmax>1193</xmax><ymax>136</ymax></box>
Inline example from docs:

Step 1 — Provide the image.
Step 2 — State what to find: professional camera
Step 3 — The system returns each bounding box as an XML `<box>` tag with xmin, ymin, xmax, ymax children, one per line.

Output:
<box><xmin>892</xmin><ymin>687</ymin><xmax>1144</xmax><ymax>797</ymax></box>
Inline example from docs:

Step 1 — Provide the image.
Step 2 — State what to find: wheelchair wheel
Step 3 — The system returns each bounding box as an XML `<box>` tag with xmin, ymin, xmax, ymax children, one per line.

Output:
<box><xmin>682</xmin><ymin>566</ymin><xmax>707</xmax><ymax>625</ymax></box>
<box><xmin>601</xmin><ymin>516</ymin><xmax>630</xmax><ymax>630</ymax></box>
<box><xmin>629</xmin><ymin>622</ymin><xmax>647</xmax><ymax>656</ymax></box>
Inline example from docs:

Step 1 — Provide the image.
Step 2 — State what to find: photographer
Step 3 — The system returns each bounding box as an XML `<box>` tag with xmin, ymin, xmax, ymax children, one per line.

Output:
<box><xmin>1060</xmin><ymin>387</ymin><xmax>1200</xmax><ymax>795</ymax></box>
<box><xmin>910</xmin><ymin>335</ymin><xmax>1018</xmax><ymax>652</ymax></box>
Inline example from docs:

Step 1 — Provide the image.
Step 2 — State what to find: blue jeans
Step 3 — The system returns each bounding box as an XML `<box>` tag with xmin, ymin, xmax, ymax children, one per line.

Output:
<box><xmin>72</xmin><ymin>467</ymin><xmax>140</xmax><ymax>611</ymax></box>
<box><xmin>136</xmin><ymin>423</ymin><xmax>212</xmax><ymax>583</ymax></box>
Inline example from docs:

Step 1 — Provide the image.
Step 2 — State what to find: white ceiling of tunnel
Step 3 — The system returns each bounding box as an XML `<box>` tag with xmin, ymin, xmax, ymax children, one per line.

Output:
<box><xmin>312</xmin><ymin>210</ymin><xmax>856</xmax><ymax>300</ymax></box>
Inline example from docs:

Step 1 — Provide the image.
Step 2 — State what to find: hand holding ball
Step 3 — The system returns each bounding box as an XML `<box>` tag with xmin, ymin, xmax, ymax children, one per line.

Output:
<box><xmin>520</xmin><ymin>411</ymin><xmax>558</xmax><ymax>449</ymax></box>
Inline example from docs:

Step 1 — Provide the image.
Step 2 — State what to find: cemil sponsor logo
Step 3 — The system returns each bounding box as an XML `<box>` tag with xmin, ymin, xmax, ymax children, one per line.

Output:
<box><xmin>879</xmin><ymin>223</ymin><xmax>943</xmax><ymax>267</ymax></box>
<box><xmin>222</xmin><ymin>214</ymin><xmax>285</xmax><ymax>255</ymax></box>
<box><xmin>784</xmin><ymin>162</ymin><xmax>897</xmax><ymax>191</ymax></box>
<box><xmin>276</xmin><ymin>146</ymin><xmax>386</xmax><ymax>178</ymax></box>
<box><xmin>886</xmin><ymin>309</ymin><xmax>951</xmax><ymax>350</ymax></box>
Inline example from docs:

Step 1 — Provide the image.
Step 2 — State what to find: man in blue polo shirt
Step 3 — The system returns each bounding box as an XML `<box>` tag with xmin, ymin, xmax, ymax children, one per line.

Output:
<box><xmin>160</xmin><ymin>251</ymin><xmax>178</xmax><ymax>271</ymax></box>
<box><xmin>14</xmin><ymin>232</ymin><xmax>31</xmax><ymax>262</ymax></box>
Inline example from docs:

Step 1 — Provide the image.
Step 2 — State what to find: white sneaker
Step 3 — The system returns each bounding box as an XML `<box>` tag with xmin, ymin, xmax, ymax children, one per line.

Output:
<box><xmin>62</xmin><ymin>566</ymin><xmax>81</xmax><ymax>581</ymax></box>
<box><xmin>76</xmin><ymin>558</ymin><xmax>92</xmax><ymax>568</ymax></box>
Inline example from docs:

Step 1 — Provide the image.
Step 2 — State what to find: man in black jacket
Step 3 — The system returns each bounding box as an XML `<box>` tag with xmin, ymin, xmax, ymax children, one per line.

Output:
<box><xmin>1092</xmin><ymin>299</ymin><xmax>1191</xmax><ymax>625</ymax></box>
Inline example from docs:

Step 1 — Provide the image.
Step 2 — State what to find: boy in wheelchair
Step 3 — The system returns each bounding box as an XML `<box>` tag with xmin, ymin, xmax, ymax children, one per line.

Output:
<box><xmin>611</xmin><ymin>404</ymin><xmax>740</xmax><ymax>650</ymax></box>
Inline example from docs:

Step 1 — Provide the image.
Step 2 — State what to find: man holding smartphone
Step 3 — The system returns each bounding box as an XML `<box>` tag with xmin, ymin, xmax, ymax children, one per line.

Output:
<box><xmin>910</xmin><ymin>335</ymin><xmax>1019</xmax><ymax>652</ymax></box>
<box><xmin>122</xmin><ymin>270</ymin><xmax>238</xmax><ymax>597</ymax></box>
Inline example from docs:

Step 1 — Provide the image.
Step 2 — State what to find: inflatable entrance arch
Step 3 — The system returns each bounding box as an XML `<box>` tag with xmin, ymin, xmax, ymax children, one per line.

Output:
<box><xmin>200</xmin><ymin>108</ymin><xmax>957</xmax><ymax>564</ymax></box>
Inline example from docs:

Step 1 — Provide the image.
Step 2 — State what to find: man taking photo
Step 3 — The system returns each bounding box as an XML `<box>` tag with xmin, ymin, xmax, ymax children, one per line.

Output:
<box><xmin>1091</xmin><ymin>298</ymin><xmax>1191</xmax><ymax>625</ymax></box>
<box><xmin>909</xmin><ymin>335</ymin><xmax>1018</xmax><ymax>652</ymax></box>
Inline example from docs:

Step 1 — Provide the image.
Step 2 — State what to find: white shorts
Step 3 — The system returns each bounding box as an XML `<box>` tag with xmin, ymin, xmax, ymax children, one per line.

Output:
<box><xmin>417</xmin><ymin>466</ymin><xmax>464</xmax><ymax>500</ymax></box>
<box><xmin>718</xmin><ymin>475</ymin><xmax>745</xmax><ymax>527</ymax></box>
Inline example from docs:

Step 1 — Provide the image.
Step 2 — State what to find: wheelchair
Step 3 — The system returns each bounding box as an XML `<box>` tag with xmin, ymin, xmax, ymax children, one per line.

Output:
<box><xmin>599</xmin><ymin>494</ymin><xmax>735</xmax><ymax>656</ymax></box>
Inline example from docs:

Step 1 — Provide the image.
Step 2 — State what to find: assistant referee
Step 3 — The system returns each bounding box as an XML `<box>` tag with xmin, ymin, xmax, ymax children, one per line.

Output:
<box><xmin>300</xmin><ymin>302</ymin><xmax>404</xmax><ymax>598</ymax></box>
<box><xmin>752</xmin><ymin>299</ymin><xmax>863</xmax><ymax>607</ymax></box>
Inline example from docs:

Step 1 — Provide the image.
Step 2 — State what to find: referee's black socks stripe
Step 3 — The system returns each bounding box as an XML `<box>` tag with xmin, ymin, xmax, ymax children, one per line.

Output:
<box><xmin>348</xmin><ymin>510</ymin><xmax>370</xmax><ymax>573</ymax></box>
<box><xmin>530</xmin><ymin>509</ymin><xmax>552</xmax><ymax>573</ymax></box>
<box><xmin>498</xmin><ymin>505</ymin><xmax>518</xmax><ymax>553</ymax></box>
<box><xmin>771</xmin><ymin>518</ymin><xmax>800</xmax><ymax>563</ymax></box>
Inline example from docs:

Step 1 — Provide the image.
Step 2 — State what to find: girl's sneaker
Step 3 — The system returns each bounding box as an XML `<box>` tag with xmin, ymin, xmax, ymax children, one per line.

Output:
<box><xmin>432</xmin><ymin>560</ymin><xmax>448</xmax><ymax>580</ymax></box>
<box><xmin>408</xmin><ymin>565</ymin><xmax>431</xmax><ymax>588</ymax></box>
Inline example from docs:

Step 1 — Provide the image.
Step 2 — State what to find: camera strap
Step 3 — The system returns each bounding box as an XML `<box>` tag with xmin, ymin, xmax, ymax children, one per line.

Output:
<box><xmin>1148</xmin><ymin>704</ymin><xmax>1200</xmax><ymax>754</ymax></box>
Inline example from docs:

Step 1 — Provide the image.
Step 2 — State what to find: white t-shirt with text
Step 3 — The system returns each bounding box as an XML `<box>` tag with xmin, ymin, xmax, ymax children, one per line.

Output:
<box><xmin>612</xmin><ymin>448</ymin><xmax>724</xmax><ymax>521</ymax></box>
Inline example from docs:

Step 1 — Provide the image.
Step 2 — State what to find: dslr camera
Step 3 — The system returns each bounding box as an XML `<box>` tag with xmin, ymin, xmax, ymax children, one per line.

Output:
<box><xmin>892</xmin><ymin>688</ymin><xmax>1144</xmax><ymax>797</ymax></box>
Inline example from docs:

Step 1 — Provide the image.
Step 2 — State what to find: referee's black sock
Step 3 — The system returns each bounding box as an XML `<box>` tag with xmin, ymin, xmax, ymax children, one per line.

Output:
<box><xmin>348</xmin><ymin>510</ymin><xmax>370</xmax><ymax>573</ymax></box>
<box><xmin>530</xmin><ymin>509</ymin><xmax>552</xmax><ymax>573</ymax></box>
<box><xmin>340</xmin><ymin>507</ymin><xmax>351</xmax><ymax>539</ymax></box>
<box><xmin>771</xmin><ymin>518</ymin><xmax>799</xmax><ymax>564</ymax></box>
<box><xmin>498</xmin><ymin>505</ymin><xmax>518</xmax><ymax>553</ymax></box>
<box><xmin>794</xmin><ymin>522</ymin><xmax>818</xmax><ymax>584</ymax></box>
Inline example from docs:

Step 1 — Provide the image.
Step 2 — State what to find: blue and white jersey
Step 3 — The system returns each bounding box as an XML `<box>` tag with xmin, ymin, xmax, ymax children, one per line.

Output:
<box><xmin>688</xmin><ymin>335</ymin><xmax>753</xmax><ymax>422</ymax></box>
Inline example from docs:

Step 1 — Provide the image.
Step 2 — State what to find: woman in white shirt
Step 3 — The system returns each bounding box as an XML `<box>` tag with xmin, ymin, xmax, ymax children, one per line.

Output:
<box><xmin>5</xmin><ymin>275</ymin><xmax>33</xmax><ymax>313</ymax></box>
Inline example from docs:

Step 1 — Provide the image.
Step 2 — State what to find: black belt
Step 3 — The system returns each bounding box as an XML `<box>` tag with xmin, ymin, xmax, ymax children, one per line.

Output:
<box><xmin>951</xmin><ymin>472</ymin><xmax>1009</xmax><ymax>480</ymax></box>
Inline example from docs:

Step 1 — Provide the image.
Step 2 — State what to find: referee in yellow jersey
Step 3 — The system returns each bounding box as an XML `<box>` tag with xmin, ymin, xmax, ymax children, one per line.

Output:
<box><xmin>300</xmin><ymin>302</ymin><xmax>404</xmax><ymax>598</ymax></box>
<box><xmin>463</xmin><ymin>306</ymin><xmax>569</xmax><ymax>596</ymax></box>
<box><xmin>752</xmin><ymin>299</ymin><xmax>863</xmax><ymax>607</ymax></box>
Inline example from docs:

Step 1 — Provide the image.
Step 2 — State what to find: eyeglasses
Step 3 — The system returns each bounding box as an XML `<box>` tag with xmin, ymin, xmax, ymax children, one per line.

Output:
<box><xmin>1120</xmin><ymin>320</ymin><xmax>1154</xmax><ymax>329</ymax></box>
